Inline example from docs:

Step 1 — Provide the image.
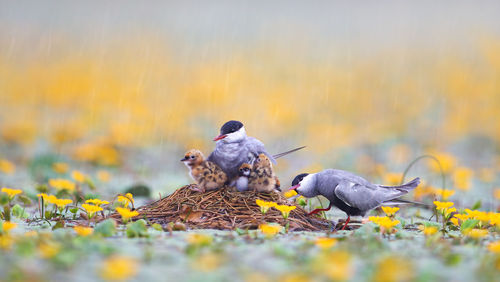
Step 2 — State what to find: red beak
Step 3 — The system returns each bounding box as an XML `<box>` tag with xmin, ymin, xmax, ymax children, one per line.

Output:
<box><xmin>289</xmin><ymin>184</ymin><xmax>300</xmax><ymax>191</ymax></box>
<box><xmin>213</xmin><ymin>134</ymin><xmax>227</xmax><ymax>141</ymax></box>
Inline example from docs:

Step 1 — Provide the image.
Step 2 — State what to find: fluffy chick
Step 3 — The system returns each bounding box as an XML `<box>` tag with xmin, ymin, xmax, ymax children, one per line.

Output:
<box><xmin>236</xmin><ymin>163</ymin><xmax>252</xmax><ymax>192</ymax></box>
<box><xmin>181</xmin><ymin>149</ymin><xmax>227</xmax><ymax>192</ymax></box>
<box><xmin>248</xmin><ymin>153</ymin><xmax>280</xmax><ymax>193</ymax></box>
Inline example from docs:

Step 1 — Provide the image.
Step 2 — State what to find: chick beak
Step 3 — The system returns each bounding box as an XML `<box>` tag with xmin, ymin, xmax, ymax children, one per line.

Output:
<box><xmin>213</xmin><ymin>134</ymin><xmax>227</xmax><ymax>141</ymax></box>
<box><xmin>180</xmin><ymin>157</ymin><xmax>188</xmax><ymax>162</ymax></box>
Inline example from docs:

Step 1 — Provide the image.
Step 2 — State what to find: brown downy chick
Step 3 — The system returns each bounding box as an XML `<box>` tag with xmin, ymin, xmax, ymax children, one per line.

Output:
<box><xmin>181</xmin><ymin>149</ymin><xmax>227</xmax><ymax>192</ymax></box>
<box><xmin>236</xmin><ymin>163</ymin><xmax>252</xmax><ymax>192</ymax></box>
<box><xmin>248</xmin><ymin>153</ymin><xmax>278</xmax><ymax>193</ymax></box>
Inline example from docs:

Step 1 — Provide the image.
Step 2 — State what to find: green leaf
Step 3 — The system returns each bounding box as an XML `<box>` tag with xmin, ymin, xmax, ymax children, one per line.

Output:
<box><xmin>125</xmin><ymin>184</ymin><xmax>151</xmax><ymax>198</ymax></box>
<box><xmin>94</xmin><ymin>219</ymin><xmax>117</xmax><ymax>237</ymax></box>
<box><xmin>52</xmin><ymin>220</ymin><xmax>65</xmax><ymax>230</ymax></box>
<box><xmin>11</xmin><ymin>204</ymin><xmax>29</xmax><ymax>219</ymax></box>
<box><xmin>35</xmin><ymin>184</ymin><xmax>49</xmax><ymax>193</ymax></box>
<box><xmin>235</xmin><ymin>227</ymin><xmax>248</xmax><ymax>236</ymax></box>
<box><xmin>69</xmin><ymin>208</ymin><xmax>79</xmax><ymax>214</ymax></box>
<box><xmin>0</xmin><ymin>194</ymin><xmax>9</xmax><ymax>205</ymax></box>
<box><xmin>471</xmin><ymin>200</ymin><xmax>482</xmax><ymax>210</ymax></box>
<box><xmin>126</xmin><ymin>219</ymin><xmax>149</xmax><ymax>238</ymax></box>
<box><xmin>152</xmin><ymin>223</ymin><xmax>163</xmax><ymax>231</ymax></box>
<box><xmin>460</xmin><ymin>219</ymin><xmax>479</xmax><ymax>232</ymax></box>
<box><xmin>16</xmin><ymin>195</ymin><xmax>32</xmax><ymax>206</ymax></box>
<box><xmin>85</xmin><ymin>179</ymin><xmax>96</xmax><ymax>190</ymax></box>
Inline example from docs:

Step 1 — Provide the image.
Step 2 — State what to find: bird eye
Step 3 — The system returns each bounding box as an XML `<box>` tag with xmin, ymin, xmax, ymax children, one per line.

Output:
<box><xmin>190</xmin><ymin>155</ymin><xmax>195</xmax><ymax>159</ymax></box>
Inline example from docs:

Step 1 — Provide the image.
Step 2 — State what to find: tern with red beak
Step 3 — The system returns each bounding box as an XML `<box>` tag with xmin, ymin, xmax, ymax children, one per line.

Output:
<box><xmin>289</xmin><ymin>169</ymin><xmax>420</xmax><ymax>230</ymax></box>
<box><xmin>208</xmin><ymin>120</ymin><xmax>304</xmax><ymax>181</ymax></box>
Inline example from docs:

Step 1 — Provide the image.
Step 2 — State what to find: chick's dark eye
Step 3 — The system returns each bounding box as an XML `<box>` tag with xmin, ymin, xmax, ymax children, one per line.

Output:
<box><xmin>190</xmin><ymin>155</ymin><xmax>195</xmax><ymax>159</ymax></box>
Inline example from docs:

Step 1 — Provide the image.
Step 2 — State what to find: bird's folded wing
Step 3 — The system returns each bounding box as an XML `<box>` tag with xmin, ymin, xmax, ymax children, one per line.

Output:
<box><xmin>334</xmin><ymin>180</ymin><xmax>380</xmax><ymax>211</ymax></box>
<box><xmin>245</xmin><ymin>137</ymin><xmax>276</xmax><ymax>164</ymax></box>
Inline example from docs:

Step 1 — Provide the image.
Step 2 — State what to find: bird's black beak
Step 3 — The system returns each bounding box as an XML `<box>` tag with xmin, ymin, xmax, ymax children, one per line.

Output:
<box><xmin>180</xmin><ymin>157</ymin><xmax>188</xmax><ymax>161</ymax></box>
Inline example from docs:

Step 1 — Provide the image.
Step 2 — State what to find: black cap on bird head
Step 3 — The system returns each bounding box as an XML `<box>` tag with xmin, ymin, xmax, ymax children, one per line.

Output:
<box><xmin>290</xmin><ymin>173</ymin><xmax>309</xmax><ymax>190</ymax></box>
<box><xmin>292</xmin><ymin>173</ymin><xmax>309</xmax><ymax>186</ymax></box>
<box><xmin>213</xmin><ymin>120</ymin><xmax>244</xmax><ymax>141</ymax></box>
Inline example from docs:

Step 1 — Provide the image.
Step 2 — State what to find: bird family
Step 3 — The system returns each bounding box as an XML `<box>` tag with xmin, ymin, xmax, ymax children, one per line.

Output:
<box><xmin>182</xmin><ymin>120</ymin><xmax>420</xmax><ymax>229</ymax></box>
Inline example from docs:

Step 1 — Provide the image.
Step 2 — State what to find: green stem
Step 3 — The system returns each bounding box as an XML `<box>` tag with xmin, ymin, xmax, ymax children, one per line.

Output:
<box><xmin>3</xmin><ymin>205</ymin><xmax>11</xmax><ymax>222</ymax></box>
<box><xmin>401</xmin><ymin>154</ymin><xmax>446</xmax><ymax>189</ymax></box>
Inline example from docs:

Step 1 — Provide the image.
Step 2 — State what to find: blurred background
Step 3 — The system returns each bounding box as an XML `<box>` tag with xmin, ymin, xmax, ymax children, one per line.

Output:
<box><xmin>1</xmin><ymin>0</ymin><xmax>499</xmax><ymax>207</ymax></box>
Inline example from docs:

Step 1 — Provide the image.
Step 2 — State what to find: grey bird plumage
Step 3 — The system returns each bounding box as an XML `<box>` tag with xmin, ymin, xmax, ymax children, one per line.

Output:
<box><xmin>290</xmin><ymin>169</ymin><xmax>420</xmax><ymax>229</ymax></box>
<box><xmin>207</xmin><ymin>120</ymin><xmax>276</xmax><ymax>180</ymax></box>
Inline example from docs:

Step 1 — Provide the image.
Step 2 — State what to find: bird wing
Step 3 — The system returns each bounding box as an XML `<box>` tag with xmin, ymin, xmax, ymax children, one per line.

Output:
<box><xmin>334</xmin><ymin>180</ymin><xmax>378</xmax><ymax>211</ymax></box>
<box><xmin>334</xmin><ymin>180</ymin><xmax>407</xmax><ymax>211</ymax></box>
<box><xmin>245</xmin><ymin>137</ymin><xmax>277</xmax><ymax>164</ymax></box>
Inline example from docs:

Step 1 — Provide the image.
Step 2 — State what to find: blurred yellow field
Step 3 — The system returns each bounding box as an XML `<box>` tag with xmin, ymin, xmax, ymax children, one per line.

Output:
<box><xmin>1</xmin><ymin>1</ymin><xmax>500</xmax><ymax>281</ymax></box>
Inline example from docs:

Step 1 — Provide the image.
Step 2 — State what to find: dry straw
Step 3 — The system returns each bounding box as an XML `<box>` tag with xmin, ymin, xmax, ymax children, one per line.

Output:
<box><xmin>113</xmin><ymin>185</ymin><xmax>332</xmax><ymax>231</ymax></box>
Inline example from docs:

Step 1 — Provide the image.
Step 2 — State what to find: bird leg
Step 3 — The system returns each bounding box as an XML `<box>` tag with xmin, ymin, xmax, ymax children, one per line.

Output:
<box><xmin>340</xmin><ymin>216</ymin><xmax>351</xmax><ymax>230</ymax></box>
<box><xmin>307</xmin><ymin>204</ymin><xmax>332</xmax><ymax>216</ymax></box>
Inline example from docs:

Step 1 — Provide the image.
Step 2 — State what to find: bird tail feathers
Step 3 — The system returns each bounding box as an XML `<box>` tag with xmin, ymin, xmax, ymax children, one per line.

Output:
<box><xmin>379</xmin><ymin>177</ymin><xmax>420</xmax><ymax>192</ymax></box>
<box><xmin>272</xmin><ymin>146</ymin><xmax>306</xmax><ymax>159</ymax></box>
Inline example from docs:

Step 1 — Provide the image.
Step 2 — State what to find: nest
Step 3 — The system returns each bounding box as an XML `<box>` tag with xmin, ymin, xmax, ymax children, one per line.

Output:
<box><xmin>115</xmin><ymin>185</ymin><xmax>332</xmax><ymax>231</ymax></box>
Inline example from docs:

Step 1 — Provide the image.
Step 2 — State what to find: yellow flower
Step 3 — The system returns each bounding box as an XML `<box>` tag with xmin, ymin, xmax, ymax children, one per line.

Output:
<box><xmin>52</xmin><ymin>198</ymin><xmax>73</xmax><ymax>208</ymax></box>
<box><xmin>373</xmin><ymin>256</ymin><xmax>414</xmax><ymax>282</ymax></box>
<box><xmin>192</xmin><ymin>253</ymin><xmax>222</xmax><ymax>272</ymax></box>
<box><xmin>478</xmin><ymin>168</ymin><xmax>495</xmax><ymax>183</ymax></box>
<box><xmin>454</xmin><ymin>213</ymin><xmax>469</xmax><ymax>222</ymax></box>
<box><xmin>381</xmin><ymin>206</ymin><xmax>399</xmax><ymax>217</ymax></box>
<box><xmin>97</xmin><ymin>170</ymin><xmax>111</xmax><ymax>182</ymax></box>
<box><xmin>465</xmin><ymin>209</ymin><xmax>489</xmax><ymax>222</ymax></box>
<box><xmin>82</xmin><ymin>204</ymin><xmax>103</xmax><ymax>218</ymax></box>
<box><xmin>369</xmin><ymin>216</ymin><xmax>400</xmax><ymax>233</ymax></box>
<box><xmin>71</xmin><ymin>170</ymin><xmax>87</xmax><ymax>183</ymax></box>
<box><xmin>0</xmin><ymin>235</ymin><xmax>14</xmax><ymax>250</ymax></box>
<box><xmin>450</xmin><ymin>218</ymin><xmax>459</xmax><ymax>226</ymax></box>
<box><xmin>39</xmin><ymin>242</ymin><xmax>61</xmax><ymax>259</ymax></box>
<box><xmin>413</xmin><ymin>184</ymin><xmax>436</xmax><ymax>201</ymax></box>
<box><xmin>434</xmin><ymin>201</ymin><xmax>454</xmax><ymax>210</ymax></box>
<box><xmin>259</xmin><ymin>223</ymin><xmax>282</xmax><ymax>237</ymax></box>
<box><xmin>100</xmin><ymin>256</ymin><xmax>138</xmax><ymax>281</ymax></box>
<box><xmin>312</xmin><ymin>250</ymin><xmax>352</xmax><ymax>281</ymax></box>
<box><xmin>434</xmin><ymin>189</ymin><xmax>455</xmax><ymax>200</ymax></box>
<box><xmin>86</xmin><ymin>199</ymin><xmax>110</xmax><ymax>206</ymax></box>
<box><xmin>383</xmin><ymin>173</ymin><xmax>403</xmax><ymax>186</ymax></box>
<box><xmin>37</xmin><ymin>193</ymin><xmax>59</xmax><ymax>205</ymax></box>
<box><xmin>116</xmin><ymin>207</ymin><xmax>139</xmax><ymax>221</ymax></box>
<box><xmin>490</xmin><ymin>213</ymin><xmax>500</xmax><ymax>226</ymax></box>
<box><xmin>255</xmin><ymin>199</ymin><xmax>276</xmax><ymax>214</ymax></box>
<box><xmin>52</xmin><ymin>162</ymin><xmax>68</xmax><ymax>174</ymax></box>
<box><xmin>0</xmin><ymin>159</ymin><xmax>15</xmax><ymax>174</ymax></box>
<box><xmin>421</xmin><ymin>226</ymin><xmax>438</xmax><ymax>236</ymax></box>
<box><xmin>453</xmin><ymin>167</ymin><xmax>473</xmax><ymax>191</ymax></box>
<box><xmin>1</xmin><ymin>187</ymin><xmax>22</xmax><ymax>199</ymax></box>
<box><xmin>494</xmin><ymin>189</ymin><xmax>500</xmax><ymax>200</ymax></box>
<box><xmin>117</xmin><ymin>193</ymin><xmax>134</xmax><ymax>207</ymax></box>
<box><xmin>463</xmin><ymin>228</ymin><xmax>488</xmax><ymax>239</ymax></box>
<box><xmin>49</xmin><ymin>178</ymin><xmax>75</xmax><ymax>191</ymax></box>
<box><xmin>434</xmin><ymin>201</ymin><xmax>456</xmax><ymax>216</ymax></box>
<box><xmin>428</xmin><ymin>153</ymin><xmax>455</xmax><ymax>174</ymax></box>
<box><xmin>283</xmin><ymin>189</ymin><xmax>297</xmax><ymax>198</ymax></box>
<box><xmin>186</xmin><ymin>233</ymin><xmax>213</xmax><ymax>246</ymax></box>
<box><xmin>315</xmin><ymin>237</ymin><xmax>337</xmax><ymax>249</ymax></box>
<box><xmin>74</xmin><ymin>226</ymin><xmax>93</xmax><ymax>237</ymax></box>
<box><xmin>488</xmin><ymin>241</ymin><xmax>500</xmax><ymax>253</ymax></box>
<box><xmin>1</xmin><ymin>221</ymin><xmax>17</xmax><ymax>233</ymax></box>
<box><xmin>274</xmin><ymin>204</ymin><xmax>296</xmax><ymax>219</ymax></box>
